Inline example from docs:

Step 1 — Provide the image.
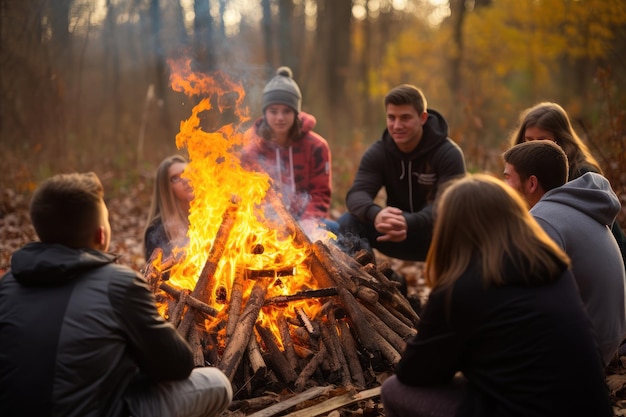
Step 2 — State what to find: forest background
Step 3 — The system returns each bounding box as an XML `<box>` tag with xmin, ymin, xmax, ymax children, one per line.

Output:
<box><xmin>2</xmin><ymin>0</ymin><xmax>626</xmax><ymax>271</ymax></box>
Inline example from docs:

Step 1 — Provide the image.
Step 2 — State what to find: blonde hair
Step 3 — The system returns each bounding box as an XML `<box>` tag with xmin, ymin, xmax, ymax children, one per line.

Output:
<box><xmin>425</xmin><ymin>174</ymin><xmax>569</xmax><ymax>289</ymax></box>
<box><xmin>144</xmin><ymin>155</ymin><xmax>190</xmax><ymax>248</ymax></box>
<box><xmin>30</xmin><ymin>172</ymin><xmax>104</xmax><ymax>248</ymax></box>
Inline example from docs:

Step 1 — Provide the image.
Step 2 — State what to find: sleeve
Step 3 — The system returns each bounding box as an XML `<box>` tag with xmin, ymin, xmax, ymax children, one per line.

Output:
<box><xmin>404</xmin><ymin>141</ymin><xmax>466</xmax><ymax>232</ymax></box>
<box><xmin>345</xmin><ymin>143</ymin><xmax>386</xmax><ymax>223</ymax></box>
<box><xmin>110</xmin><ymin>268</ymin><xmax>194</xmax><ymax>381</ymax></box>
<box><xmin>532</xmin><ymin>215</ymin><xmax>566</xmax><ymax>249</ymax></box>
<box><xmin>395</xmin><ymin>286</ymin><xmax>467</xmax><ymax>386</ymax></box>
<box><xmin>302</xmin><ymin>135</ymin><xmax>332</xmax><ymax>219</ymax></box>
<box><xmin>144</xmin><ymin>220</ymin><xmax>170</xmax><ymax>262</ymax></box>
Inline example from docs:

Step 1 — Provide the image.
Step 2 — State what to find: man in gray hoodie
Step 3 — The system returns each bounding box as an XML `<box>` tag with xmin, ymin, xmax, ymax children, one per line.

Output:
<box><xmin>503</xmin><ymin>140</ymin><xmax>626</xmax><ymax>365</ymax></box>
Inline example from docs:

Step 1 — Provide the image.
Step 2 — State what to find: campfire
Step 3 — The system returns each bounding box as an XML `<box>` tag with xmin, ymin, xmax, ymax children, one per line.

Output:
<box><xmin>144</xmin><ymin>60</ymin><xmax>419</xmax><ymax>410</ymax></box>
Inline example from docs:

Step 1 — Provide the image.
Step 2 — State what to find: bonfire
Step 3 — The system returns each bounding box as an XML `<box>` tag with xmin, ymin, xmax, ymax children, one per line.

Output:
<box><xmin>143</xmin><ymin>59</ymin><xmax>418</xmax><ymax>414</ymax></box>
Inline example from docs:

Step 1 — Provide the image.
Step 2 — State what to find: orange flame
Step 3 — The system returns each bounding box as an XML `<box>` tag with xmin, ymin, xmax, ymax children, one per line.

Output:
<box><xmin>161</xmin><ymin>59</ymin><xmax>325</xmax><ymax>344</ymax></box>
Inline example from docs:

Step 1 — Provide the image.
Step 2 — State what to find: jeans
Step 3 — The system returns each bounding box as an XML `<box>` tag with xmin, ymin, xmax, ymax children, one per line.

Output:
<box><xmin>125</xmin><ymin>367</ymin><xmax>232</xmax><ymax>417</ymax></box>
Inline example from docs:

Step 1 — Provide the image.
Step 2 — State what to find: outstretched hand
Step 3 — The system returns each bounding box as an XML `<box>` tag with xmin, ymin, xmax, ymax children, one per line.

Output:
<box><xmin>374</xmin><ymin>206</ymin><xmax>408</xmax><ymax>242</ymax></box>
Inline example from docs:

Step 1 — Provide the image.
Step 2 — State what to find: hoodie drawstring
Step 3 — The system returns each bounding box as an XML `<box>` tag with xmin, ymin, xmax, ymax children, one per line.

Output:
<box><xmin>274</xmin><ymin>146</ymin><xmax>296</xmax><ymax>194</ymax></box>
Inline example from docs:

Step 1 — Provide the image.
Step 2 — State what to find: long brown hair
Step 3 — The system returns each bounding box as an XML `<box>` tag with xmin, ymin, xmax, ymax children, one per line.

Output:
<box><xmin>425</xmin><ymin>174</ymin><xmax>569</xmax><ymax>289</ymax></box>
<box><xmin>257</xmin><ymin>113</ymin><xmax>303</xmax><ymax>143</ymax></box>
<box><xmin>510</xmin><ymin>102</ymin><xmax>602</xmax><ymax>179</ymax></box>
<box><xmin>144</xmin><ymin>154</ymin><xmax>190</xmax><ymax>246</ymax></box>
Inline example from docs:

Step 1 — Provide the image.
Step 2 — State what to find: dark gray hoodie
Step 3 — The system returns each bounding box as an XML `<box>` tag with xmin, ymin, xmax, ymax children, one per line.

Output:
<box><xmin>531</xmin><ymin>172</ymin><xmax>626</xmax><ymax>364</ymax></box>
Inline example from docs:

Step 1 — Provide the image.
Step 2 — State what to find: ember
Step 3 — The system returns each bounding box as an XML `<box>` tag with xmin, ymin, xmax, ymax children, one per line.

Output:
<box><xmin>144</xmin><ymin>59</ymin><xmax>419</xmax><ymax>410</ymax></box>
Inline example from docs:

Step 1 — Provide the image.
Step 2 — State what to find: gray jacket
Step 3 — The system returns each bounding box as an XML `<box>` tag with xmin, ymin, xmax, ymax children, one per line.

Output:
<box><xmin>531</xmin><ymin>172</ymin><xmax>626</xmax><ymax>364</ymax></box>
<box><xmin>0</xmin><ymin>243</ymin><xmax>194</xmax><ymax>417</ymax></box>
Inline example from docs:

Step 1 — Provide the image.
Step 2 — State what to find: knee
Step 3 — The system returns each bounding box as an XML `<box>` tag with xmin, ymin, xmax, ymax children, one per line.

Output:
<box><xmin>191</xmin><ymin>367</ymin><xmax>233</xmax><ymax>412</ymax></box>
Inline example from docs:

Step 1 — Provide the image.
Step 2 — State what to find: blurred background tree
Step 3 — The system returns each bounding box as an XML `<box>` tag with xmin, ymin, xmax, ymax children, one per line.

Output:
<box><xmin>1</xmin><ymin>0</ymin><xmax>625</xmax><ymax>223</ymax></box>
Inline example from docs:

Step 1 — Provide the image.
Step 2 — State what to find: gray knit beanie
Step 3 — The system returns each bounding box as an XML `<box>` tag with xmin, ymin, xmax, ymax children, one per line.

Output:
<box><xmin>262</xmin><ymin>66</ymin><xmax>302</xmax><ymax>113</ymax></box>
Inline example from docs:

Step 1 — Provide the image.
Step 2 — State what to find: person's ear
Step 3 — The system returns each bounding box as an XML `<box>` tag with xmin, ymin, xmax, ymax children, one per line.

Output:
<box><xmin>420</xmin><ymin>111</ymin><xmax>428</xmax><ymax>125</ymax></box>
<box><xmin>92</xmin><ymin>226</ymin><xmax>106</xmax><ymax>250</ymax></box>
<box><xmin>527</xmin><ymin>175</ymin><xmax>539</xmax><ymax>193</ymax></box>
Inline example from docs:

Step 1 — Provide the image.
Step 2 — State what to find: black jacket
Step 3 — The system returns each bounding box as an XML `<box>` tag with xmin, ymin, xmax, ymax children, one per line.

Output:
<box><xmin>0</xmin><ymin>243</ymin><xmax>194</xmax><ymax>417</ymax></box>
<box><xmin>396</xmin><ymin>255</ymin><xmax>613</xmax><ymax>417</ymax></box>
<box><xmin>345</xmin><ymin>109</ymin><xmax>466</xmax><ymax>232</ymax></box>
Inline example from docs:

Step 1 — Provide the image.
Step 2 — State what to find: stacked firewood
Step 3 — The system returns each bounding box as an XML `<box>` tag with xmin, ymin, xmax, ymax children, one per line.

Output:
<box><xmin>144</xmin><ymin>198</ymin><xmax>419</xmax><ymax>400</ymax></box>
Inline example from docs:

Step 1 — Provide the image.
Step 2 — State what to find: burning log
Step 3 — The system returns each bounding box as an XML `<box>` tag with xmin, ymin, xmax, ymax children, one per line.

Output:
<box><xmin>277</xmin><ymin>315</ymin><xmax>299</xmax><ymax>370</ymax></box>
<box><xmin>225</xmin><ymin>267</ymin><xmax>245</xmax><ymax>345</ymax></box>
<box><xmin>189</xmin><ymin>326</ymin><xmax>205</xmax><ymax>367</ymax></box>
<box><xmin>335</xmin><ymin>287</ymin><xmax>379</xmax><ymax>360</ymax></box>
<box><xmin>218</xmin><ymin>278</ymin><xmax>269</xmax><ymax>381</ymax></box>
<box><xmin>357</xmin><ymin>303</ymin><xmax>407</xmax><ymax>353</ymax></box>
<box><xmin>365</xmin><ymin>301</ymin><xmax>417</xmax><ymax>340</ymax></box>
<box><xmin>337</xmin><ymin>319</ymin><xmax>366</xmax><ymax>389</ymax></box>
<box><xmin>362</xmin><ymin>263</ymin><xmax>420</xmax><ymax>327</ymax></box>
<box><xmin>294</xmin><ymin>341</ymin><xmax>327</xmax><ymax>392</ymax></box>
<box><xmin>265</xmin><ymin>188</ymin><xmax>311</xmax><ymax>248</ymax></box>
<box><xmin>255</xmin><ymin>323</ymin><xmax>298</xmax><ymax>385</ymax></box>
<box><xmin>264</xmin><ymin>287</ymin><xmax>338</xmax><ymax>306</ymax></box>
<box><xmin>247</xmin><ymin>333</ymin><xmax>267</xmax><ymax>376</ymax></box>
<box><xmin>247</xmin><ymin>267</ymin><xmax>295</xmax><ymax>279</ymax></box>
<box><xmin>311</xmin><ymin>241</ymin><xmax>357</xmax><ymax>293</ymax></box>
<box><xmin>177</xmin><ymin>204</ymin><xmax>238</xmax><ymax>338</ymax></box>
<box><xmin>169</xmin><ymin>288</ymin><xmax>189</xmax><ymax>328</ymax></box>
<box><xmin>324</xmin><ymin>311</ymin><xmax>354</xmax><ymax>390</ymax></box>
<box><xmin>191</xmin><ymin>203</ymin><xmax>238</xmax><ymax>302</ymax></box>
<box><xmin>159</xmin><ymin>282</ymin><xmax>219</xmax><ymax>317</ymax></box>
<box><xmin>144</xmin><ymin>194</ymin><xmax>422</xmax><ymax>404</ymax></box>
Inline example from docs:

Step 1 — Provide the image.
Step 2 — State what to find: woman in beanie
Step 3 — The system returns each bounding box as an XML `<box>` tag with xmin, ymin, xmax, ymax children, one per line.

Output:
<box><xmin>242</xmin><ymin>66</ymin><xmax>336</xmax><ymax>232</ymax></box>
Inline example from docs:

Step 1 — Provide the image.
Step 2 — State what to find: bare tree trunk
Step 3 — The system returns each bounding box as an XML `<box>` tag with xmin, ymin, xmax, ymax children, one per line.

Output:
<box><xmin>359</xmin><ymin>0</ymin><xmax>373</xmax><ymax>128</ymax></box>
<box><xmin>1</xmin><ymin>0</ymin><xmax>62</xmax><ymax>149</ymax></box>
<box><xmin>104</xmin><ymin>0</ymin><xmax>121</xmax><ymax>141</ymax></box>
<box><xmin>148</xmin><ymin>0</ymin><xmax>174</xmax><ymax>145</ymax></box>
<box><xmin>326</xmin><ymin>0</ymin><xmax>352</xmax><ymax>113</ymax></box>
<box><xmin>261</xmin><ymin>0</ymin><xmax>274</xmax><ymax>78</ymax></box>
<box><xmin>194</xmin><ymin>0</ymin><xmax>215</xmax><ymax>73</ymax></box>
<box><xmin>172</xmin><ymin>0</ymin><xmax>190</xmax><ymax>49</ymax></box>
<box><xmin>45</xmin><ymin>0</ymin><xmax>72</xmax><ymax>157</ymax></box>
<box><xmin>278</xmin><ymin>0</ymin><xmax>295</xmax><ymax>70</ymax></box>
<box><xmin>314</xmin><ymin>0</ymin><xmax>330</xmax><ymax>114</ymax></box>
<box><xmin>447</xmin><ymin>0</ymin><xmax>466</xmax><ymax>98</ymax></box>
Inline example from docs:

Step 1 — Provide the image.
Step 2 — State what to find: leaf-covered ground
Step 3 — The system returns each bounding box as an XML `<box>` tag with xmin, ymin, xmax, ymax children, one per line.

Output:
<box><xmin>2</xmin><ymin>186</ymin><xmax>626</xmax><ymax>415</ymax></box>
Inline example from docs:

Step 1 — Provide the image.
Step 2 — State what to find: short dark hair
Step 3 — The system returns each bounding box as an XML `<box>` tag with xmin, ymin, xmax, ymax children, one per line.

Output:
<box><xmin>384</xmin><ymin>84</ymin><xmax>427</xmax><ymax>114</ymax></box>
<box><xmin>30</xmin><ymin>172</ymin><xmax>104</xmax><ymax>248</ymax></box>
<box><xmin>502</xmin><ymin>140</ymin><xmax>569</xmax><ymax>192</ymax></box>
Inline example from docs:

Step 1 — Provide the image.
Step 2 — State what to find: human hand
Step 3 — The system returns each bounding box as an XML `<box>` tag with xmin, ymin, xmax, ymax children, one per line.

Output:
<box><xmin>374</xmin><ymin>207</ymin><xmax>407</xmax><ymax>242</ymax></box>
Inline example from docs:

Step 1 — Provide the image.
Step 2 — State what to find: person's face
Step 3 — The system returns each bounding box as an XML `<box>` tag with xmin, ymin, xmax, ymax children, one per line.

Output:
<box><xmin>523</xmin><ymin>126</ymin><xmax>555</xmax><ymax>143</ymax></box>
<box><xmin>503</xmin><ymin>162</ymin><xmax>532</xmax><ymax>205</ymax></box>
<box><xmin>265</xmin><ymin>104</ymin><xmax>296</xmax><ymax>137</ymax></box>
<box><xmin>169</xmin><ymin>162</ymin><xmax>194</xmax><ymax>202</ymax></box>
<box><xmin>386</xmin><ymin>103</ymin><xmax>427</xmax><ymax>153</ymax></box>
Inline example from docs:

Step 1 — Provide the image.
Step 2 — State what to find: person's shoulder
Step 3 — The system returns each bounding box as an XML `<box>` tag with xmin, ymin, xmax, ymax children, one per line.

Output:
<box><xmin>299</xmin><ymin>131</ymin><xmax>330</xmax><ymax>154</ymax></box>
<box><xmin>95</xmin><ymin>261</ymin><xmax>143</xmax><ymax>285</ymax></box>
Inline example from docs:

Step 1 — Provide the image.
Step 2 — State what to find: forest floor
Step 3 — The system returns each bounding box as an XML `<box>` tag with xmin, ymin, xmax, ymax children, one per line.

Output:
<box><xmin>2</xmin><ymin>186</ymin><xmax>626</xmax><ymax>416</ymax></box>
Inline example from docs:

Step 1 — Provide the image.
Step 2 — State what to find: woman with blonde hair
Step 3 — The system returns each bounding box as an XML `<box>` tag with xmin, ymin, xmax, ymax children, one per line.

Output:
<box><xmin>381</xmin><ymin>174</ymin><xmax>613</xmax><ymax>417</ymax></box>
<box><xmin>144</xmin><ymin>154</ymin><xmax>194</xmax><ymax>261</ymax></box>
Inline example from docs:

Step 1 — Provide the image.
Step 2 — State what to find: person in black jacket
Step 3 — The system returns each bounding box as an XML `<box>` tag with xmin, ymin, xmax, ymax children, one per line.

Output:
<box><xmin>0</xmin><ymin>172</ymin><xmax>232</xmax><ymax>417</ymax></box>
<box><xmin>338</xmin><ymin>84</ymin><xmax>466</xmax><ymax>262</ymax></box>
<box><xmin>380</xmin><ymin>174</ymin><xmax>613</xmax><ymax>417</ymax></box>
